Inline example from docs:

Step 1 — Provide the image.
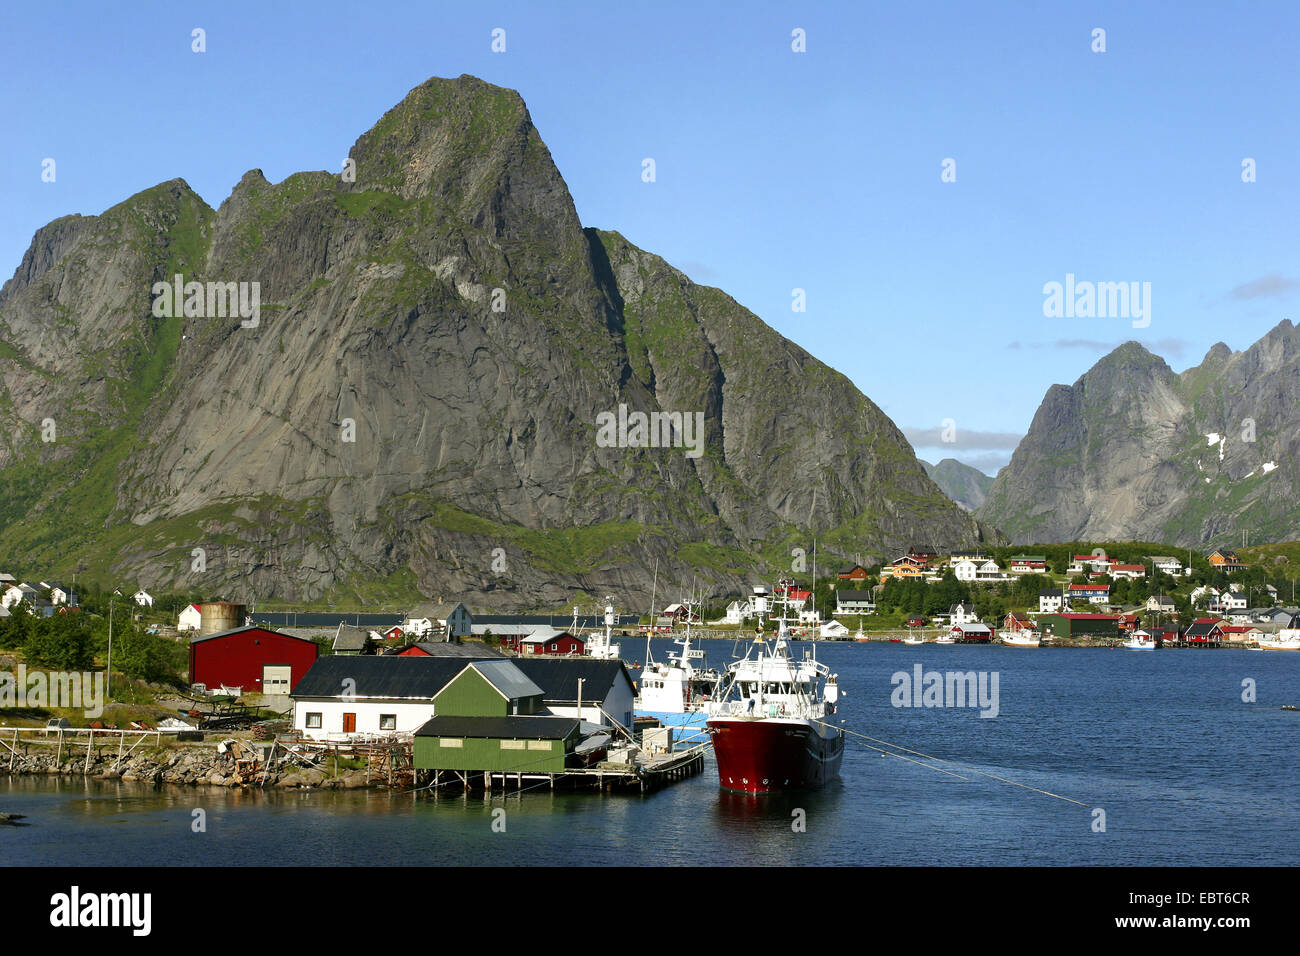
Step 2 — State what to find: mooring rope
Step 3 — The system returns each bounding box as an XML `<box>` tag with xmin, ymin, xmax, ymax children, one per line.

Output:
<box><xmin>822</xmin><ymin>722</ymin><xmax>1090</xmax><ymax>807</ymax></box>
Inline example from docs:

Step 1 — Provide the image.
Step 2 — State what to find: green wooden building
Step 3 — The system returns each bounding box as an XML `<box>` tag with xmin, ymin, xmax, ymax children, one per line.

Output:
<box><xmin>414</xmin><ymin>715</ymin><xmax>581</xmax><ymax>773</ymax></box>
<box><xmin>1039</xmin><ymin>612</ymin><xmax>1120</xmax><ymax>639</ymax></box>
<box><xmin>413</xmin><ymin>660</ymin><xmax>581</xmax><ymax>773</ymax></box>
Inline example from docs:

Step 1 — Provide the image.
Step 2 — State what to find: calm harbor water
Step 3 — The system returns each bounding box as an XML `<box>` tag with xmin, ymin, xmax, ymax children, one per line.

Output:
<box><xmin>3</xmin><ymin>640</ymin><xmax>1297</xmax><ymax>866</ymax></box>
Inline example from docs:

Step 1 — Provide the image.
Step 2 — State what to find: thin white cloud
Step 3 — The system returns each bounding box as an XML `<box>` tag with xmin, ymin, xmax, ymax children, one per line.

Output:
<box><xmin>1229</xmin><ymin>274</ymin><xmax>1299</xmax><ymax>300</ymax></box>
<box><xmin>904</xmin><ymin>426</ymin><xmax>1023</xmax><ymax>450</ymax></box>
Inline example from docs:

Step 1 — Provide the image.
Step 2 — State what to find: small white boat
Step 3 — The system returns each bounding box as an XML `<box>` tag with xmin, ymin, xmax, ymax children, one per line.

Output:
<box><xmin>902</xmin><ymin>628</ymin><xmax>926</xmax><ymax>645</ymax></box>
<box><xmin>933</xmin><ymin>632</ymin><xmax>957</xmax><ymax>645</ymax></box>
<box><xmin>1001</xmin><ymin>631</ymin><xmax>1040</xmax><ymax>647</ymax></box>
<box><xmin>1122</xmin><ymin>630</ymin><xmax>1156</xmax><ymax>651</ymax></box>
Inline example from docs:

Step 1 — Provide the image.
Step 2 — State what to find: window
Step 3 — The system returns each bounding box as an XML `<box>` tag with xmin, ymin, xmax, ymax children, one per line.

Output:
<box><xmin>500</xmin><ymin>739</ymin><xmax>526</xmax><ymax>750</ymax></box>
<box><xmin>527</xmin><ymin>740</ymin><xmax>552</xmax><ymax>751</ymax></box>
<box><xmin>306</xmin><ymin>713</ymin><xmax>322</xmax><ymax>729</ymax></box>
<box><xmin>439</xmin><ymin>738</ymin><xmax>463</xmax><ymax>748</ymax></box>
<box><xmin>379</xmin><ymin>714</ymin><xmax>396</xmax><ymax>731</ymax></box>
<box><xmin>550</xmin><ymin>643</ymin><xmax>557</xmax><ymax>651</ymax></box>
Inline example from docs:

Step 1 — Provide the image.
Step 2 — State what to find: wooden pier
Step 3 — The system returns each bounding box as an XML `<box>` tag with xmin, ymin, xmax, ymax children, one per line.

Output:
<box><xmin>418</xmin><ymin>743</ymin><xmax>708</xmax><ymax>795</ymax></box>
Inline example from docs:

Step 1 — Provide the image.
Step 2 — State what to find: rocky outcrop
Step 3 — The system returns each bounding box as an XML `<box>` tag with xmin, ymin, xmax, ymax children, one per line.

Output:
<box><xmin>977</xmin><ymin>322</ymin><xmax>1300</xmax><ymax>545</ymax></box>
<box><xmin>0</xmin><ymin>74</ymin><xmax>994</xmax><ymax>609</ymax></box>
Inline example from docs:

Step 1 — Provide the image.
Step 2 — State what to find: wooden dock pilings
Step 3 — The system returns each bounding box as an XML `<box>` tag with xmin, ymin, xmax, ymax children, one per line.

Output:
<box><xmin>416</xmin><ymin>744</ymin><xmax>707</xmax><ymax>796</ymax></box>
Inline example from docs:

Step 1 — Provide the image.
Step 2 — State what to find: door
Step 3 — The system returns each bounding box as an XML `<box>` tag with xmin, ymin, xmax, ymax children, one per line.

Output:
<box><xmin>343</xmin><ymin>713</ymin><xmax>356</xmax><ymax>733</ymax></box>
<box><xmin>262</xmin><ymin>665</ymin><xmax>292</xmax><ymax>695</ymax></box>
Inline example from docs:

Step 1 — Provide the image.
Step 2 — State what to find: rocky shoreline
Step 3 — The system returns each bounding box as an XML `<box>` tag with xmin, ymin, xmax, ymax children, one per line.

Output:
<box><xmin>3</xmin><ymin>745</ymin><xmax>382</xmax><ymax>790</ymax></box>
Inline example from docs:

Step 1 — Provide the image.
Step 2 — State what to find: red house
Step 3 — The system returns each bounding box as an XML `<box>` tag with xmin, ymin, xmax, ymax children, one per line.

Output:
<box><xmin>500</xmin><ymin>627</ymin><xmax>586</xmax><ymax>655</ymax></box>
<box><xmin>837</xmin><ymin>566</ymin><xmax>870</xmax><ymax>582</ymax></box>
<box><xmin>382</xmin><ymin>625</ymin><xmax>405</xmax><ymax>641</ymax></box>
<box><xmin>188</xmin><ymin>625</ymin><xmax>318</xmax><ymax>696</ymax></box>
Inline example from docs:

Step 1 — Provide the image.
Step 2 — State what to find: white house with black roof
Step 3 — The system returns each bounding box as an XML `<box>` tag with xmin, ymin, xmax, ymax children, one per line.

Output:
<box><xmin>512</xmin><ymin>657</ymin><xmax>635</xmax><ymax>731</ymax></box>
<box><xmin>290</xmin><ymin>654</ymin><xmax>519</xmax><ymax>740</ymax></box>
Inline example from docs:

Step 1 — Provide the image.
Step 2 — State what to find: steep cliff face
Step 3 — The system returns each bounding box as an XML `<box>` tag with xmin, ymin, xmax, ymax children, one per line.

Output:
<box><xmin>977</xmin><ymin>323</ymin><xmax>1300</xmax><ymax>545</ymax></box>
<box><xmin>0</xmin><ymin>75</ymin><xmax>992</xmax><ymax>608</ymax></box>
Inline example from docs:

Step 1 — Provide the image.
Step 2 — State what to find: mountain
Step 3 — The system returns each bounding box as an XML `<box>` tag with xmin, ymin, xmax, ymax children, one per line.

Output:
<box><xmin>920</xmin><ymin>459</ymin><xmax>994</xmax><ymax>513</ymax></box>
<box><xmin>0</xmin><ymin>75</ymin><xmax>996</xmax><ymax>609</ymax></box>
<box><xmin>976</xmin><ymin>322</ymin><xmax>1300</xmax><ymax>545</ymax></box>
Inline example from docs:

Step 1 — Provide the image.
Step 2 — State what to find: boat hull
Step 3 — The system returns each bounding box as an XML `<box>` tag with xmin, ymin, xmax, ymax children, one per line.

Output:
<box><xmin>706</xmin><ymin>717</ymin><xmax>843</xmax><ymax>793</ymax></box>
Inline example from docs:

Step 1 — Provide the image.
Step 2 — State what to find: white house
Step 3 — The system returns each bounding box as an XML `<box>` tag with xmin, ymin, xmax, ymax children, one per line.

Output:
<box><xmin>1222</xmin><ymin>591</ymin><xmax>1249</xmax><ymax>611</ymax></box>
<box><xmin>835</xmin><ymin>590</ymin><xmax>876</xmax><ymax>615</ymax></box>
<box><xmin>513</xmin><ymin>658</ymin><xmax>636</xmax><ymax>730</ymax></box>
<box><xmin>178</xmin><ymin>604</ymin><xmax>203</xmax><ymax>631</ymax></box>
<box><xmin>1039</xmin><ymin>589</ymin><xmax>1066</xmax><ymax>614</ymax></box>
<box><xmin>291</xmin><ymin>656</ymin><xmax>530</xmax><ymax>740</ymax></box>
<box><xmin>722</xmin><ymin>598</ymin><xmax>754</xmax><ymax>624</ymax></box>
<box><xmin>403</xmin><ymin>601</ymin><xmax>472</xmax><ymax>640</ymax></box>
<box><xmin>134</xmin><ymin>589</ymin><xmax>154</xmax><ymax>607</ymax></box>
<box><xmin>949</xmin><ymin>602</ymin><xmax>978</xmax><ymax>625</ymax></box>
<box><xmin>1146</xmin><ymin>556</ymin><xmax>1186</xmax><ymax>576</ymax></box>
<box><xmin>1</xmin><ymin>584</ymin><xmax>39</xmax><ymax>609</ymax></box>
<box><xmin>952</xmin><ymin>559</ymin><xmax>979</xmax><ymax>581</ymax></box>
<box><xmin>1190</xmin><ymin>585</ymin><xmax>1220</xmax><ymax>606</ymax></box>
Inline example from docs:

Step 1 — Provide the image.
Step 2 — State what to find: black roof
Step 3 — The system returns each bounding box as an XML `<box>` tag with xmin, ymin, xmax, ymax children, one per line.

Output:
<box><xmin>512</xmin><ymin>658</ymin><xmax>635</xmax><ymax>703</ymax></box>
<box><xmin>1039</xmin><ymin>589</ymin><xmax>1064</xmax><ymax>597</ymax></box>
<box><xmin>836</xmin><ymin>590</ymin><xmax>875</xmax><ymax>600</ymax></box>
<box><xmin>414</xmin><ymin>715</ymin><xmax>579</xmax><ymax>740</ymax></box>
<box><xmin>290</xmin><ymin>655</ymin><xmax>495</xmax><ymax>699</ymax></box>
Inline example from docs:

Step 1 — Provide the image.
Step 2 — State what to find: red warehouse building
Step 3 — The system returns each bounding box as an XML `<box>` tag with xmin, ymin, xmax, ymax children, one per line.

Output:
<box><xmin>188</xmin><ymin>625</ymin><xmax>318</xmax><ymax>695</ymax></box>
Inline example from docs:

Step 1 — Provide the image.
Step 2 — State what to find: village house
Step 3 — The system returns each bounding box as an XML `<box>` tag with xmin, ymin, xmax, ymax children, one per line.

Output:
<box><xmin>1107</xmin><ymin>564</ymin><xmax>1147</xmax><ymax>581</ymax></box>
<box><xmin>1221</xmin><ymin>590</ymin><xmax>1249</xmax><ymax>612</ymax></box>
<box><xmin>177</xmin><ymin>603</ymin><xmax>203</xmax><ymax>631</ymax></box>
<box><xmin>1183</xmin><ymin>618</ymin><xmax>1226</xmax><ymax>646</ymax></box>
<box><xmin>836</xmin><ymin>565</ymin><xmax>871</xmax><ymax>582</ymax></box>
<box><xmin>403</xmin><ymin>601</ymin><xmax>472</xmax><ymax>641</ymax></box>
<box><xmin>1145</xmin><ymin>595</ymin><xmax>1177</xmax><ymax>615</ymax></box>
<box><xmin>1218</xmin><ymin>625</ymin><xmax>1265</xmax><ymax>644</ymax></box>
<box><xmin>510</xmin><ymin>627</ymin><xmax>586</xmax><ymax>656</ymax></box>
<box><xmin>1207</xmin><ymin>549</ymin><xmax>1246</xmax><ymax>572</ymax></box>
<box><xmin>1002</xmin><ymin>611</ymin><xmax>1038</xmax><ymax>635</ymax></box>
<box><xmin>1039</xmin><ymin>588</ymin><xmax>1066</xmax><ymax>613</ymax></box>
<box><xmin>1</xmin><ymin>584</ymin><xmax>38</xmax><ymax>609</ymax></box>
<box><xmin>133</xmin><ymin>589</ymin><xmax>154</xmax><ymax>607</ymax></box>
<box><xmin>950</xmin><ymin>622</ymin><xmax>992</xmax><ymax>643</ymax></box>
<box><xmin>331</xmin><ymin>624</ymin><xmax>376</xmax><ymax>656</ymax></box>
<box><xmin>948</xmin><ymin>602</ymin><xmax>979</xmax><ymax>626</ymax></box>
<box><xmin>1068</xmin><ymin>583</ymin><xmax>1111</xmax><ymax>605</ymax></box>
<box><xmin>46</xmin><ymin>584</ymin><xmax>73</xmax><ymax>606</ymax></box>
<box><xmin>1145</xmin><ymin>556</ymin><xmax>1186</xmax><ymax>576</ymax></box>
<box><xmin>835</xmin><ymin>590</ymin><xmax>876</xmax><ymax>615</ymax></box>
<box><xmin>953</xmin><ymin>558</ymin><xmax>1006</xmax><ymax>583</ymax></box>
<box><xmin>292</xmin><ymin>655</ymin><xmax>538</xmax><ymax>740</ymax></box>
<box><xmin>1007</xmin><ymin>555</ymin><xmax>1049</xmax><ymax>574</ymax></box>
<box><xmin>513</xmin><ymin>658</ymin><xmax>636</xmax><ymax>730</ymax></box>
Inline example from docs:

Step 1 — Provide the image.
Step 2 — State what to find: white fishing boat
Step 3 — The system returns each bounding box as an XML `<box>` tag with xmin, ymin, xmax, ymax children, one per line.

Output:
<box><xmin>902</xmin><ymin>626</ymin><xmax>926</xmax><ymax>645</ymax></box>
<box><xmin>705</xmin><ymin>592</ymin><xmax>844</xmax><ymax>793</ymax></box>
<box><xmin>933</xmin><ymin>630</ymin><xmax>957</xmax><ymax>645</ymax></box>
<box><xmin>1001</xmin><ymin>630</ymin><xmax>1040</xmax><ymax>647</ymax></box>
<box><xmin>634</xmin><ymin>598</ymin><xmax>722</xmax><ymax>743</ymax></box>
<box><xmin>1121</xmin><ymin>629</ymin><xmax>1156</xmax><ymax>651</ymax></box>
<box><xmin>1257</xmin><ymin>614</ymin><xmax>1300</xmax><ymax>651</ymax></box>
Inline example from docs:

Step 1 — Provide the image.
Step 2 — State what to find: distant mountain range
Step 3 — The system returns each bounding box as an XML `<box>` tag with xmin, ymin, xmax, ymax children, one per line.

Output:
<box><xmin>977</xmin><ymin>321</ymin><xmax>1300</xmax><ymax>547</ymax></box>
<box><xmin>920</xmin><ymin>459</ymin><xmax>994</xmax><ymax>513</ymax></box>
<box><xmin>0</xmin><ymin>75</ymin><xmax>997</xmax><ymax>610</ymax></box>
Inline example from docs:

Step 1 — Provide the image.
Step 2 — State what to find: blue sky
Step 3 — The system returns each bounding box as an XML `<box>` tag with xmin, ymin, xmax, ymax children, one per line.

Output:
<box><xmin>3</xmin><ymin>1</ymin><xmax>1297</xmax><ymax>475</ymax></box>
